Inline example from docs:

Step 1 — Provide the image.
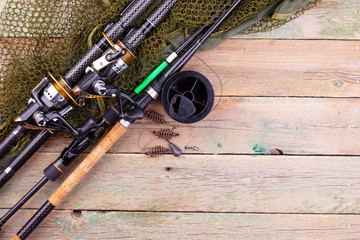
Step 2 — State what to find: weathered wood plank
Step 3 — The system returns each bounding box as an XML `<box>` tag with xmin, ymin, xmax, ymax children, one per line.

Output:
<box><xmin>1</xmin><ymin>0</ymin><xmax>358</xmax><ymax>40</ymax></box>
<box><xmin>39</xmin><ymin>97</ymin><xmax>360</xmax><ymax>155</ymax></box>
<box><xmin>3</xmin><ymin>39</ymin><xmax>357</xmax><ymax>98</ymax></box>
<box><xmin>0</xmin><ymin>39</ymin><xmax>357</xmax><ymax>103</ymax></box>
<box><xmin>1</xmin><ymin>153</ymin><xmax>360</xmax><ymax>213</ymax></box>
<box><xmin>1</xmin><ymin>209</ymin><xmax>360</xmax><ymax>239</ymax></box>
<box><xmin>183</xmin><ymin>39</ymin><xmax>360</xmax><ymax>97</ymax></box>
<box><xmin>237</xmin><ymin>0</ymin><xmax>360</xmax><ymax>40</ymax></box>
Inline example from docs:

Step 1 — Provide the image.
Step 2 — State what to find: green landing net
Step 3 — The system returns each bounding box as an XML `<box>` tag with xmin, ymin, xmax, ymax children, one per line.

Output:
<box><xmin>0</xmin><ymin>0</ymin><xmax>319</xmax><ymax>170</ymax></box>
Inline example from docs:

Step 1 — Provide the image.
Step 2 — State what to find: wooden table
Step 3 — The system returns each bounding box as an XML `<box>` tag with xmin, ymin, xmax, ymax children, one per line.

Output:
<box><xmin>1</xmin><ymin>0</ymin><xmax>360</xmax><ymax>239</ymax></box>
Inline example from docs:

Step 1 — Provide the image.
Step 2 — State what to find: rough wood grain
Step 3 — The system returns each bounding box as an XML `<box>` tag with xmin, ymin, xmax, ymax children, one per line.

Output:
<box><xmin>183</xmin><ymin>39</ymin><xmax>360</xmax><ymax>97</ymax></box>
<box><xmin>1</xmin><ymin>0</ymin><xmax>358</xmax><ymax>40</ymax></box>
<box><xmin>238</xmin><ymin>0</ymin><xmax>360</xmax><ymax>40</ymax></box>
<box><xmin>5</xmin><ymin>38</ymin><xmax>352</xmax><ymax>99</ymax></box>
<box><xmin>0</xmin><ymin>1</ymin><xmax>358</xmax><ymax>239</ymax></box>
<box><xmin>1</xmin><ymin>153</ymin><xmax>360</xmax><ymax>214</ymax></box>
<box><xmin>1</xmin><ymin>209</ymin><xmax>360</xmax><ymax>239</ymax></box>
<box><xmin>2</xmin><ymin>39</ymin><xmax>359</xmax><ymax>99</ymax></box>
<box><xmin>39</xmin><ymin>97</ymin><xmax>360</xmax><ymax>155</ymax></box>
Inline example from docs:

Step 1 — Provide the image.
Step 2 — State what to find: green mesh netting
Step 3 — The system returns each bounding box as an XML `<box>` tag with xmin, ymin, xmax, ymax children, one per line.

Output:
<box><xmin>0</xmin><ymin>0</ymin><xmax>319</xmax><ymax>169</ymax></box>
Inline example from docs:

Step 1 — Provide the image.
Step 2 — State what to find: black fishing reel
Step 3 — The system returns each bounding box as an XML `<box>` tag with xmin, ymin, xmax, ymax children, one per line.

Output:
<box><xmin>15</xmin><ymin>33</ymin><xmax>136</xmax><ymax>137</ymax></box>
<box><xmin>161</xmin><ymin>70</ymin><xmax>214</xmax><ymax>124</ymax></box>
<box><xmin>16</xmin><ymin>71</ymin><xmax>85</xmax><ymax>133</ymax></box>
<box><xmin>73</xmin><ymin>33</ymin><xmax>135</xmax><ymax>99</ymax></box>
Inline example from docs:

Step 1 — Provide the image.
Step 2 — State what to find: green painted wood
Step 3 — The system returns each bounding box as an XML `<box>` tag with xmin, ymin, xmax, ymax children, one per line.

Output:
<box><xmin>1</xmin><ymin>153</ymin><xmax>360</xmax><ymax>213</ymax></box>
<box><xmin>1</xmin><ymin>209</ymin><xmax>360</xmax><ymax>239</ymax></box>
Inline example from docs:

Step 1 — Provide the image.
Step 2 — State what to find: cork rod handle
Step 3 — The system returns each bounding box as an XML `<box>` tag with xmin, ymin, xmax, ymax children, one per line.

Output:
<box><xmin>49</xmin><ymin>121</ymin><xmax>127</xmax><ymax>206</ymax></box>
<box><xmin>13</xmin><ymin>122</ymin><xmax>128</xmax><ymax>240</ymax></box>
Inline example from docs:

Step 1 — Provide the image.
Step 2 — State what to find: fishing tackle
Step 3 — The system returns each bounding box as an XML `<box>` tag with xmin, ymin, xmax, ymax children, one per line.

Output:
<box><xmin>0</xmin><ymin>0</ymin><xmax>155</xmax><ymax>188</ymax></box>
<box><xmin>152</xmin><ymin>128</ymin><xmax>179</xmax><ymax>140</ymax></box>
<box><xmin>161</xmin><ymin>70</ymin><xmax>215</xmax><ymax>123</ymax></box>
<box><xmin>185</xmin><ymin>145</ymin><xmax>200</xmax><ymax>151</ymax></box>
<box><xmin>169</xmin><ymin>141</ymin><xmax>182</xmax><ymax>157</ymax></box>
<box><xmin>0</xmin><ymin>0</ymin><xmax>151</xmax><ymax>157</ymax></box>
<box><xmin>12</xmin><ymin>1</ymin><xmax>241</xmax><ymax>238</ymax></box>
<box><xmin>0</xmin><ymin>0</ymin><xmax>179</xmax><ymax>229</ymax></box>
<box><xmin>145</xmin><ymin>110</ymin><xmax>167</xmax><ymax>124</ymax></box>
<box><xmin>145</xmin><ymin>146</ymin><xmax>170</xmax><ymax>157</ymax></box>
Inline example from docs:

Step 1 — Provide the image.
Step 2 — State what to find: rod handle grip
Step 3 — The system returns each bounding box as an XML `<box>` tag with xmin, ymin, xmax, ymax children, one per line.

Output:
<box><xmin>14</xmin><ymin>201</ymin><xmax>55</xmax><ymax>240</ymax></box>
<box><xmin>49</xmin><ymin>121</ymin><xmax>127</xmax><ymax>206</ymax></box>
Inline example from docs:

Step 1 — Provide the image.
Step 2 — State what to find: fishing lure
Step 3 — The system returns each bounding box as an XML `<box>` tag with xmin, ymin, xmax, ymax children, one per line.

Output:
<box><xmin>145</xmin><ymin>145</ymin><xmax>170</xmax><ymax>157</ymax></box>
<box><xmin>145</xmin><ymin>110</ymin><xmax>167</xmax><ymax>124</ymax></box>
<box><xmin>152</xmin><ymin>128</ymin><xmax>179</xmax><ymax>140</ymax></box>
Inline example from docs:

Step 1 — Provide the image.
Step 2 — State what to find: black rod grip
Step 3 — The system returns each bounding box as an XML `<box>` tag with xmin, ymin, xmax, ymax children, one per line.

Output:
<box><xmin>147</xmin><ymin>0</ymin><xmax>178</xmax><ymax>28</ymax></box>
<box><xmin>0</xmin><ymin>125</ymin><xmax>27</xmax><ymax>158</ymax></box>
<box><xmin>123</xmin><ymin>0</ymin><xmax>179</xmax><ymax>50</ymax></box>
<box><xmin>16</xmin><ymin>200</ymin><xmax>55</xmax><ymax>240</ymax></box>
<box><xmin>64</xmin><ymin>0</ymin><xmax>154</xmax><ymax>84</ymax></box>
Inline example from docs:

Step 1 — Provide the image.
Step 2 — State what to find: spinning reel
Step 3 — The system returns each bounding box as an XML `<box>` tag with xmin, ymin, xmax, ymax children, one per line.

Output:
<box><xmin>16</xmin><ymin>71</ymin><xmax>85</xmax><ymax>134</ymax></box>
<box><xmin>15</xmin><ymin>33</ymin><xmax>136</xmax><ymax>137</ymax></box>
<box><xmin>73</xmin><ymin>33</ymin><xmax>135</xmax><ymax>99</ymax></box>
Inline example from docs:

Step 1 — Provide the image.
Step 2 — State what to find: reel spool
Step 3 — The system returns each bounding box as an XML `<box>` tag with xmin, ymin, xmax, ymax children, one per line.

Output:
<box><xmin>161</xmin><ymin>70</ymin><xmax>214</xmax><ymax>124</ymax></box>
<box><xmin>73</xmin><ymin>32</ymin><xmax>136</xmax><ymax>99</ymax></box>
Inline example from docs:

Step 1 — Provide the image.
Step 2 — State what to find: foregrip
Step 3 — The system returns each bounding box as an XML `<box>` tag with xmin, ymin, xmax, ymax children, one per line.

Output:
<box><xmin>14</xmin><ymin>201</ymin><xmax>55</xmax><ymax>240</ymax></box>
<box><xmin>64</xmin><ymin>43</ymin><xmax>105</xmax><ymax>85</ymax></box>
<box><xmin>147</xmin><ymin>0</ymin><xmax>178</xmax><ymax>28</ymax></box>
<box><xmin>123</xmin><ymin>0</ymin><xmax>179</xmax><ymax>50</ymax></box>
<box><xmin>64</xmin><ymin>0</ymin><xmax>154</xmax><ymax>84</ymax></box>
<box><xmin>0</xmin><ymin>125</ymin><xmax>27</xmax><ymax>158</ymax></box>
<box><xmin>106</xmin><ymin>0</ymin><xmax>153</xmax><ymax>41</ymax></box>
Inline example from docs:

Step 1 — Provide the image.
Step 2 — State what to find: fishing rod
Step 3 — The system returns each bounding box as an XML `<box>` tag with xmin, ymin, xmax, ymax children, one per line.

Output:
<box><xmin>0</xmin><ymin>0</ymin><xmax>149</xmax><ymax>159</ymax></box>
<box><xmin>12</xmin><ymin>0</ymin><xmax>242</xmax><ymax>238</ymax></box>
<box><xmin>0</xmin><ymin>0</ymin><xmax>174</xmax><ymax>189</ymax></box>
<box><xmin>0</xmin><ymin>0</ymin><xmax>229</xmax><ymax>229</ymax></box>
<box><xmin>0</xmin><ymin>0</ymin><xmax>152</xmax><ymax>177</ymax></box>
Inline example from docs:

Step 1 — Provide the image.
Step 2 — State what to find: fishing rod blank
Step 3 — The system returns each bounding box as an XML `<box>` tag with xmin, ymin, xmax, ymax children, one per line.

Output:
<box><xmin>1</xmin><ymin>0</ymin><xmax>180</xmax><ymax>231</ymax></box>
<box><xmin>0</xmin><ymin>0</ymin><xmax>155</xmax><ymax>189</ymax></box>
<box><xmin>0</xmin><ymin>2</ymin><xmax>227</xmax><ymax>228</ymax></box>
<box><xmin>12</xmin><ymin>0</ymin><xmax>242</xmax><ymax>239</ymax></box>
<box><xmin>0</xmin><ymin>0</ymin><xmax>151</xmax><ymax>159</ymax></box>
